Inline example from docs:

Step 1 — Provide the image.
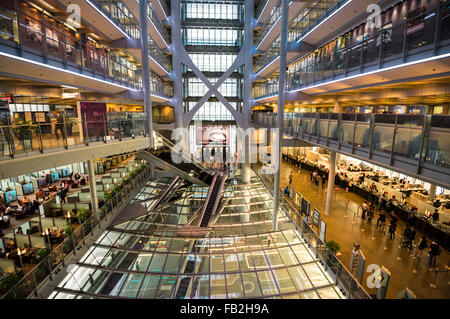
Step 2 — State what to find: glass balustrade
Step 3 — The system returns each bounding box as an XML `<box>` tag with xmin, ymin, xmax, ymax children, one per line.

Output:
<box><xmin>287</xmin><ymin>5</ymin><xmax>450</xmax><ymax>91</ymax></box>
<box><xmin>0</xmin><ymin>116</ymin><xmax>151</xmax><ymax>159</ymax></box>
<box><xmin>252</xmin><ymin>112</ymin><xmax>450</xmax><ymax>183</ymax></box>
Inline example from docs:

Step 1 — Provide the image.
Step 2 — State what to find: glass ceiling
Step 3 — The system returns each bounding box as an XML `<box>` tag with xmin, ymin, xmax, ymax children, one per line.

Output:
<box><xmin>49</xmin><ymin>170</ymin><xmax>345</xmax><ymax>299</ymax></box>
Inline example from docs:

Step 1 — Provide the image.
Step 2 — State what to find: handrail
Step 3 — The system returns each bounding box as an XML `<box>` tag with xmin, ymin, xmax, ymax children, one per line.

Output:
<box><xmin>196</xmin><ymin>174</ymin><xmax>218</xmax><ymax>227</ymax></box>
<box><xmin>0</xmin><ymin>163</ymin><xmax>151</xmax><ymax>299</ymax></box>
<box><xmin>252</xmin><ymin>164</ymin><xmax>372</xmax><ymax>299</ymax></box>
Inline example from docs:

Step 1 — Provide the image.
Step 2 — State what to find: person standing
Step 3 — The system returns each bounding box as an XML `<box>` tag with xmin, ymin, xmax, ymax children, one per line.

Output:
<box><xmin>388</xmin><ymin>220</ymin><xmax>397</xmax><ymax>240</ymax></box>
<box><xmin>361</xmin><ymin>202</ymin><xmax>368</xmax><ymax>220</ymax></box>
<box><xmin>428</xmin><ymin>241</ymin><xmax>441</xmax><ymax>268</ymax></box>
<box><xmin>289</xmin><ymin>171</ymin><xmax>293</xmax><ymax>186</ymax></box>
<box><xmin>321</xmin><ymin>174</ymin><xmax>326</xmax><ymax>190</ymax></box>
<box><xmin>417</xmin><ymin>236</ymin><xmax>428</xmax><ymax>258</ymax></box>
<box><xmin>367</xmin><ymin>204</ymin><xmax>374</xmax><ymax>225</ymax></box>
<box><xmin>376</xmin><ymin>209</ymin><xmax>386</xmax><ymax>230</ymax></box>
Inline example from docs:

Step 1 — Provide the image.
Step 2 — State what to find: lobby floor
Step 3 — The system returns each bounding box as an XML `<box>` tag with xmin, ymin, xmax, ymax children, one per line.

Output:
<box><xmin>279</xmin><ymin>160</ymin><xmax>450</xmax><ymax>299</ymax></box>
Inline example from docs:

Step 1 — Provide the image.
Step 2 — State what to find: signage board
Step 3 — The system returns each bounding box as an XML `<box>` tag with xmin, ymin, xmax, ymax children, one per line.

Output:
<box><xmin>319</xmin><ymin>220</ymin><xmax>326</xmax><ymax>242</ymax></box>
<box><xmin>312</xmin><ymin>208</ymin><xmax>320</xmax><ymax>228</ymax></box>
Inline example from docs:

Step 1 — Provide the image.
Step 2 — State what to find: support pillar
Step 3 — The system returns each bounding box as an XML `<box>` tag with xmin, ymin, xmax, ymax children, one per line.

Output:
<box><xmin>429</xmin><ymin>184</ymin><xmax>437</xmax><ymax>202</ymax></box>
<box><xmin>87</xmin><ymin>159</ymin><xmax>99</xmax><ymax>220</ymax></box>
<box><xmin>139</xmin><ymin>0</ymin><xmax>153</xmax><ymax>148</ymax></box>
<box><xmin>171</xmin><ymin>0</ymin><xmax>184</xmax><ymax>130</ymax></box>
<box><xmin>334</xmin><ymin>101</ymin><xmax>342</xmax><ymax>113</ymax></box>
<box><xmin>325</xmin><ymin>151</ymin><xmax>337</xmax><ymax>216</ymax></box>
<box><xmin>241</xmin><ymin>0</ymin><xmax>254</xmax><ymax>184</ymax></box>
<box><xmin>272</xmin><ymin>0</ymin><xmax>289</xmax><ymax>231</ymax></box>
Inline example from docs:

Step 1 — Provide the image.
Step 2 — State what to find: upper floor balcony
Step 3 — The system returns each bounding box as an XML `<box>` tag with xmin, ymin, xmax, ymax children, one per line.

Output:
<box><xmin>0</xmin><ymin>5</ymin><xmax>173</xmax><ymax>97</ymax></box>
<box><xmin>288</xmin><ymin>4</ymin><xmax>450</xmax><ymax>94</ymax></box>
<box><xmin>121</xmin><ymin>0</ymin><xmax>171</xmax><ymax>49</ymax></box>
<box><xmin>254</xmin><ymin>0</ymin><xmax>390</xmax><ymax>77</ymax></box>
<box><xmin>253</xmin><ymin>112</ymin><xmax>450</xmax><ymax>189</ymax></box>
<box><xmin>85</xmin><ymin>0</ymin><xmax>171</xmax><ymax>72</ymax></box>
<box><xmin>252</xmin><ymin>78</ymin><xmax>279</xmax><ymax>100</ymax></box>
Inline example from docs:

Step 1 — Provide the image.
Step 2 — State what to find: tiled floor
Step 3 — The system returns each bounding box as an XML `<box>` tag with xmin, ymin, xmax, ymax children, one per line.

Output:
<box><xmin>279</xmin><ymin>160</ymin><xmax>450</xmax><ymax>299</ymax></box>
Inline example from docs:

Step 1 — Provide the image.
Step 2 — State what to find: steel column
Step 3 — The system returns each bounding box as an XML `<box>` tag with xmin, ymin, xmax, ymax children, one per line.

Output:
<box><xmin>139</xmin><ymin>0</ymin><xmax>153</xmax><ymax>148</ymax></box>
<box><xmin>325</xmin><ymin>151</ymin><xmax>336</xmax><ymax>216</ymax></box>
<box><xmin>242</xmin><ymin>0</ymin><xmax>254</xmax><ymax>184</ymax></box>
<box><xmin>272</xmin><ymin>0</ymin><xmax>289</xmax><ymax>231</ymax></box>
<box><xmin>87</xmin><ymin>159</ymin><xmax>99</xmax><ymax>220</ymax></box>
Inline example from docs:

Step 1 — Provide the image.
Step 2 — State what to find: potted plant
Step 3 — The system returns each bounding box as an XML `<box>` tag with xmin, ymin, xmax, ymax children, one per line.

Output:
<box><xmin>0</xmin><ymin>273</ymin><xmax>22</xmax><ymax>295</ymax></box>
<box><xmin>76</xmin><ymin>209</ymin><xmax>91</xmax><ymax>224</ymax></box>
<box><xmin>325</xmin><ymin>240</ymin><xmax>341</xmax><ymax>271</ymax></box>
<box><xmin>13</xmin><ymin>119</ymin><xmax>36</xmax><ymax>151</ymax></box>
<box><xmin>64</xmin><ymin>117</ymin><xmax>76</xmax><ymax>136</ymax></box>
<box><xmin>35</xmin><ymin>247</ymin><xmax>51</xmax><ymax>262</ymax></box>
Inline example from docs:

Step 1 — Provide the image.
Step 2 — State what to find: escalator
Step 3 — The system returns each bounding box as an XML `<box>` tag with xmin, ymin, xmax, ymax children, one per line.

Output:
<box><xmin>135</xmin><ymin>132</ymin><xmax>214</xmax><ymax>186</ymax></box>
<box><xmin>199</xmin><ymin>174</ymin><xmax>223</xmax><ymax>227</ymax></box>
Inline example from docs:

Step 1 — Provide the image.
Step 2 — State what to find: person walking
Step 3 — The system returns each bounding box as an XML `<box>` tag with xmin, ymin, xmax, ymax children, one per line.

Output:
<box><xmin>376</xmin><ymin>209</ymin><xmax>386</xmax><ymax>230</ymax></box>
<box><xmin>289</xmin><ymin>171</ymin><xmax>293</xmax><ymax>186</ymax></box>
<box><xmin>54</xmin><ymin>112</ymin><xmax>65</xmax><ymax>140</ymax></box>
<box><xmin>361</xmin><ymin>202</ymin><xmax>368</xmax><ymax>220</ymax></box>
<box><xmin>417</xmin><ymin>236</ymin><xmax>428</xmax><ymax>258</ymax></box>
<box><xmin>321</xmin><ymin>175</ymin><xmax>326</xmax><ymax>190</ymax></box>
<box><xmin>367</xmin><ymin>205</ymin><xmax>374</xmax><ymax>225</ymax></box>
<box><xmin>388</xmin><ymin>220</ymin><xmax>397</xmax><ymax>240</ymax></box>
<box><xmin>428</xmin><ymin>241</ymin><xmax>441</xmax><ymax>268</ymax></box>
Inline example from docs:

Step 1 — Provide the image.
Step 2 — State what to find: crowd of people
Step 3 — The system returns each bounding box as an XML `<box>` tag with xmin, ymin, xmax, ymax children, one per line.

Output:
<box><xmin>284</xmin><ymin>158</ymin><xmax>445</xmax><ymax>272</ymax></box>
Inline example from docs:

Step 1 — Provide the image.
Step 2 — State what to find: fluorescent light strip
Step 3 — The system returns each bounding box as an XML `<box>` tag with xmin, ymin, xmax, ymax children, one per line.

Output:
<box><xmin>149</xmin><ymin>55</ymin><xmax>169</xmax><ymax>74</ymax></box>
<box><xmin>0</xmin><ymin>51</ymin><xmax>140</xmax><ymax>91</ymax></box>
<box><xmin>289</xmin><ymin>53</ymin><xmax>450</xmax><ymax>93</ymax></box>
<box><xmin>256</xmin><ymin>1</ymin><xmax>293</xmax><ymax>51</ymax></box>
<box><xmin>256</xmin><ymin>55</ymin><xmax>280</xmax><ymax>76</ymax></box>
<box><xmin>257</xmin><ymin>0</ymin><xmax>271</xmax><ymax>22</ymax></box>
<box><xmin>156</xmin><ymin>0</ymin><xmax>168</xmax><ymax>21</ymax></box>
<box><xmin>254</xmin><ymin>94</ymin><xmax>278</xmax><ymax>102</ymax></box>
<box><xmin>297</xmin><ymin>0</ymin><xmax>353</xmax><ymax>43</ymax></box>
<box><xmin>149</xmin><ymin>17</ymin><xmax>169</xmax><ymax>48</ymax></box>
<box><xmin>85</xmin><ymin>0</ymin><xmax>131</xmax><ymax>40</ymax></box>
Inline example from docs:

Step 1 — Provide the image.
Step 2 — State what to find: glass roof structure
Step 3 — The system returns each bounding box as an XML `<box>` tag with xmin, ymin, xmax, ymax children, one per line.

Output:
<box><xmin>49</xmin><ymin>170</ymin><xmax>345</xmax><ymax>299</ymax></box>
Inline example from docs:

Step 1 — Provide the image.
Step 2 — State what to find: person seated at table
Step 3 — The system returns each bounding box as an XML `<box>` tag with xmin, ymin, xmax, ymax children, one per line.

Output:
<box><xmin>16</xmin><ymin>226</ymin><xmax>23</xmax><ymax>235</ymax></box>
<box><xmin>74</xmin><ymin>173</ymin><xmax>81</xmax><ymax>180</ymax></box>
<box><xmin>433</xmin><ymin>199</ymin><xmax>441</xmax><ymax>208</ymax></box>
<box><xmin>432</xmin><ymin>209</ymin><xmax>439</xmax><ymax>222</ymax></box>
<box><xmin>23</xmin><ymin>196</ymin><xmax>30</xmax><ymax>204</ymax></box>
<box><xmin>80</xmin><ymin>177</ymin><xmax>86</xmax><ymax>185</ymax></box>
<box><xmin>4</xmin><ymin>205</ymin><xmax>13</xmax><ymax>216</ymax></box>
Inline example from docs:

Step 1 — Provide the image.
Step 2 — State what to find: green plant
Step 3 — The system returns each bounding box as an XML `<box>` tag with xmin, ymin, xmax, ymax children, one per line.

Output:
<box><xmin>76</xmin><ymin>209</ymin><xmax>91</xmax><ymax>224</ymax></box>
<box><xmin>13</xmin><ymin>119</ymin><xmax>36</xmax><ymax>140</ymax></box>
<box><xmin>113</xmin><ymin>186</ymin><xmax>122</xmax><ymax>193</ymax></box>
<box><xmin>64</xmin><ymin>117</ymin><xmax>76</xmax><ymax>127</ymax></box>
<box><xmin>104</xmin><ymin>191</ymin><xmax>112</xmax><ymax>201</ymax></box>
<box><xmin>326</xmin><ymin>240</ymin><xmax>341</xmax><ymax>255</ymax></box>
<box><xmin>35</xmin><ymin>247</ymin><xmax>51</xmax><ymax>261</ymax></box>
<box><xmin>0</xmin><ymin>273</ymin><xmax>22</xmax><ymax>294</ymax></box>
<box><xmin>64</xmin><ymin>224</ymin><xmax>74</xmax><ymax>237</ymax></box>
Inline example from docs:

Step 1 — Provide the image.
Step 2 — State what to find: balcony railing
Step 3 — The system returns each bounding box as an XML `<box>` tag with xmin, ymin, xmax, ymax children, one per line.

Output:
<box><xmin>83</xmin><ymin>1</ymin><xmax>172</xmax><ymax>73</ymax></box>
<box><xmin>0</xmin><ymin>6</ymin><xmax>142</xmax><ymax>89</ymax></box>
<box><xmin>252</xmin><ymin>78</ymin><xmax>279</xmax><ymax>99</ymax></box>
<box><xmin>0</xmin><ymin>163</ymin><xmax>151</xmax><ymax>299</ymax></box>
<box><xmin>253</xmin><ymin>39</ymin><xmax>280</xmax><ymax>74</ymax></box>
<box><xmin>255</xmin><ymin>0</ymin><xmax>270</xmax><ymax>21</ymax></box>
<box><xmin>288</xmin><ymin>5</ymin><xmax>450</xmax><ymax>91</ymax></box>
<box><xmin>254</xmin><ymin>0</ymin><xmax>281</xmax><ymax>46</ymax></box>
<box><xmin>0</xmin><ymin>116</ymin><xmax>149</xmax><ymax>160</ymax></box>
<box><xmin>147</xmin><ymin>1</ymin><xmax>171</xmax><ymax>46</ymax></box>
<box><xmin>255</xmin><ymin>0</ymin><xmax>347</xmax><ymax>74</ymax></box>
<box><xmin>252</xmin><ymin>165</ymin><xmax>371</xmax><ymax>299</ymax></box>
<box><xmin>252</xmin><ymin>112</ymin><xmax>450</xmax><ymax>187</ymax></box>
<box><xmin>288</xmin><ymin>0</ymin><xmax>347</xmax><ymax>42</ymax></box>
<box><xmin>149</xmin><ymin>37</ymin><xmax>172</xmax><ymax>72</ymax></box>
<box><xmin>90</xmin><ymin>0</ymin><xmax>141</xmax><ymax>39</ymax></box>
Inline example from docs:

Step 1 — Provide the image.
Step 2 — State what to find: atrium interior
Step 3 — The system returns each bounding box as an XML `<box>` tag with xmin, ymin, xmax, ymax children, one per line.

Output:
<box><xmin>0</xmin><ymin>0</ymin><xmax>448</xmax><ymax>301</ymax></box>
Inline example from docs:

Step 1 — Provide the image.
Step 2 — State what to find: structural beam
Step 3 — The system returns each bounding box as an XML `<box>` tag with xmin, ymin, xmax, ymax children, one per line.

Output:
<box><xmin>87</xmin><ymin>159</ymin><xmax>99</xmax><ymax>219</ymax></box>
<box><xmin>139</xmin><ymin>0</ymin><xmax>153</xmax><ymax>147</ymax></box>
<box><xmin>325</xmin><ymin>151</ymin><xmax>337</xmax><ymax>216</ymax></box>
<box><xmin>272</xmin><ymin>0</ymin><xmax>289</xmax><ymax>231</ymax></box>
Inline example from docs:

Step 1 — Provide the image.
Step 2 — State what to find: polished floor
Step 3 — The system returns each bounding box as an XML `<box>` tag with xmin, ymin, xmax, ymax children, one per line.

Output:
<box><xmin>49</xmin><ymin>171</ymin><xmax>345</xmax><ymax>299</ymax></box>
<box><xmin>279</xmin><ymin>160</ymin><xmax>450</xmax><ymax>299</ymax></box>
